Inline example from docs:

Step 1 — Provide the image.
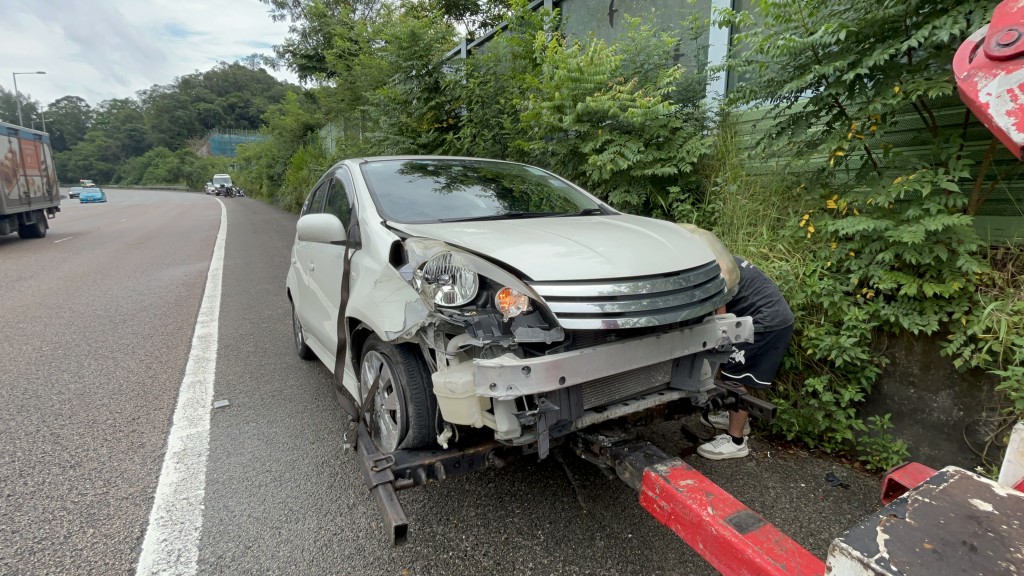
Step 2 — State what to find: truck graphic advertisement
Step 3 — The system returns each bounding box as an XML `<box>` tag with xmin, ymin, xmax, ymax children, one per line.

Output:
<box><xmin>0</xmin><ymin>122</ymin><xmax>60</xmax><ymax>239</ymax></box>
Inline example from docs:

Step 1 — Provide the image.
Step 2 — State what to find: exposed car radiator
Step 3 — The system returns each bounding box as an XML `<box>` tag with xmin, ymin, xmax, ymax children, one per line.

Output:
<box><xmin>580</xmin><ymin>361</ymin><xmax>673</xmax><ymax>410</ymax></box>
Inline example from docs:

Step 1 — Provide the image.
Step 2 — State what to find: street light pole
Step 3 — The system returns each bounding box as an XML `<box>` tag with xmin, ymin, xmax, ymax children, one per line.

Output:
<box><xmin>11</xmin><ymin>71</ymin><xmax>47</xmax><ymax>128</ymax></box>
<box><xmin>12</xmin><ymin>73</ymin><xmax>22</xmax><ymax>126</ymax></box>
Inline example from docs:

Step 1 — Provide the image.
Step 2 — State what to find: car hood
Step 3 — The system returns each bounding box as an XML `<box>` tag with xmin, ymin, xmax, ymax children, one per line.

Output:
<box><xmin>391</xmin><ymin>215</ymin><xmax>716</xmax><ymax>281</ymax></box>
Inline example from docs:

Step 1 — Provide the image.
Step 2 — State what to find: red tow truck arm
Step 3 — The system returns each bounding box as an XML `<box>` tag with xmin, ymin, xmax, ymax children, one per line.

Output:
<box><xmin>954</xmin><ymin>0</ymin><xmax>1024</xmax><ymax>159</ymax></box>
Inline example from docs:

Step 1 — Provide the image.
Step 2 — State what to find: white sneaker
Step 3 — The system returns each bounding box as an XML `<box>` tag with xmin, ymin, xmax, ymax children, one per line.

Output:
<box><xmin>701</xmin><ymin>411</ymin><xmax>751</xmax><ymax>436</ymax></box>
<box><xmin>697</xmin><ymin>433</ymin><xmax>750</xmax><ymax>460</ymax></box>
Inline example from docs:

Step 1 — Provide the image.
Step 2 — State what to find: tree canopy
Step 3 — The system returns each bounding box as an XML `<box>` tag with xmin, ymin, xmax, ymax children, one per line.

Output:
<box><xmin>0</xmin><ymin>61</ymin><xmax>297</xmax><ymax>184</ymax></box>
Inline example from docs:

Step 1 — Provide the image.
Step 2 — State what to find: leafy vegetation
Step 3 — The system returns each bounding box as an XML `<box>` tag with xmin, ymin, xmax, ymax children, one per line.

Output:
<box><xmin>709</xmin><ymin>0</ymin><xmax>1016</xmax><ymax>469</ymax></box>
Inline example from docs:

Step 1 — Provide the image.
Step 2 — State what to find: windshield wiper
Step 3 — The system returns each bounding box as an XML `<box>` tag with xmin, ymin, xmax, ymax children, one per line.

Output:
<box><xmin>435</xmin><ymin>208</ymin><xmax>607</xmax><ymax>223</ymax></box>
<box><xmin>555</xmin><ymin>207</ymin><xmax>607</xmax><ymax>216</ymax></box>
<box><xmin>437</xmin><ymin>211</ymin><xmax>567</xmax><ymax>222</ymax></box>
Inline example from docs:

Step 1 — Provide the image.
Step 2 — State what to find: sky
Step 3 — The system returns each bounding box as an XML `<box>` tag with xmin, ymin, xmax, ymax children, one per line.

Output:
<box><xmin>2</xmin><ymin>0</ymin><xmax>299</xmax><ymax>107</ymax></box>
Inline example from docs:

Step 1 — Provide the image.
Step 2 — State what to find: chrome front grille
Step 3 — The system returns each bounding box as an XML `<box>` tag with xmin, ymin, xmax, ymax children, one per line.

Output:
<box><xmin>580</xmin><ymin>361</ymin><xmax>672</xmax><ymax>409</ymax></box>
<box><xmin>529</xmin><ymin>262</ymin><xmax>728</xmax><ymax>330</ymax></box>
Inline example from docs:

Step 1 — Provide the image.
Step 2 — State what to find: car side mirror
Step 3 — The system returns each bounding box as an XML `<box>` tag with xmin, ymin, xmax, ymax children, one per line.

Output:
<box><xmin>296</xmin><ymin>213</ymin><xmax>346</xmax><ymax>245</ymax></box>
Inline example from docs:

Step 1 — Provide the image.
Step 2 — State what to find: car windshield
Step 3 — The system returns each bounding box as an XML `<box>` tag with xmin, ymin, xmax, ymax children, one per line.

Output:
<box><xmin>360</xmin><ymin>159</ymin><xmax>602</xmax><ymax>224</ymax></box>
<box><xmin>213</xmin><ymin>176</ymin><xmax>232</xmax><ymax>185</ymax></box>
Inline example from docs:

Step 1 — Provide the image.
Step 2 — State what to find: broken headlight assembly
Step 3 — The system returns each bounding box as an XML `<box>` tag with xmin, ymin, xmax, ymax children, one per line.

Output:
<box><xmin>401</xmin><ymin>238</ymin><xmax>563</xmax><ymax>345</ymax></box>
<box><xmin>416</xmin><ymin>251</ymin><xmax>479</xmax><ymax>307</ymax></box>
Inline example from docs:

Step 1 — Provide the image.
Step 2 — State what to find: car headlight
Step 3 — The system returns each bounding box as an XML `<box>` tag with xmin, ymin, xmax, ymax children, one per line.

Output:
<box><xmin>418</xmin><ymin>252</ymin><xmax>479</xmax><ymax>307</ymax></box>
<box><xmin>495</xmin><ymin>287</ymin><xmax>530</xmax><ymax>319</ymax></box>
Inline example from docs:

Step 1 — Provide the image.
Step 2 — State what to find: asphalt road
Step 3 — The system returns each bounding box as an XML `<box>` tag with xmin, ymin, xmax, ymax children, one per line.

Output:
<box><xmin>0</xmin><ymin>189</ymin><xmax>884</xmax><ymax>576</ymax></box>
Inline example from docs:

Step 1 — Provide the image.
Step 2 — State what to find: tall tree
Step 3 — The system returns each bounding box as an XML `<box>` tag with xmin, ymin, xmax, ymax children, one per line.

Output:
<box><xmin>0</xmin><ymin>85</ymin><xmax>41</xmax><ymax>127</ymax></box>
<box><xmin>45</xmin><ymin>96</ymin><xmax>93</xmax><ymax>152</ymax></box>
<box><xmin>93</xmin><ymin>98</ymin><xmax>150</xmax><ymax>158</ymax></box>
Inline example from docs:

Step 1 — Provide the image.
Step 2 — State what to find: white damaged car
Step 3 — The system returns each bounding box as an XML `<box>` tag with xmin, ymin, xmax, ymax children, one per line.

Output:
<box><xmin>287</xmin><ymin>156</ymin><xmax>752</xmax><ymax>457</ymax></box>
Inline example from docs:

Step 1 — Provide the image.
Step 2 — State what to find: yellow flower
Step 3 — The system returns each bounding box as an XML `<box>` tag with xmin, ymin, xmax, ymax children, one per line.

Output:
<box><xmin>826</xmin><ymin>261</ymin><xmax>832</xmax><ymax>268</ymax></box>
<box><xmin>808</xmin><ymin>224</ymin><xmax>815</xmax><ymax>234</ymax></box>
<box><xmin>848</xmin><ymin>251</ymin><xmax>856</xmax><ymax>257</ymax></box>
<box><xmin>853</xmin><ymin>208</ymin><xmax>860</xmax><ymax>216</ymax></box>
<box><xmin>893</xmin><ymin>176</ymin><xmax>904</xmax><ymax>185</ymax></box>
<box><xmin>826</xmin><ymin>199</ymin><xmax>838</xmax><ymax>209</ymax></box>
<box><xmin>831</xmin><ymin>242</ymin><xmax>838</xmax><ymax>249</ymax></box>
<box><xmin>894</xmin><ymin>85</ymin><xmax>901</xmax><ymax>94</ymax></box>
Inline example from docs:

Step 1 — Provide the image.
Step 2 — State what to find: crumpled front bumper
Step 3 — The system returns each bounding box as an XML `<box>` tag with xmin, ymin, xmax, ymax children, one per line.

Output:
<box><xmin>431</xmin><ymin>314</ymin><xmax>755</xmax><ymax>441</ymax></box>
<box><xmin>474</xmin><ymin>314</ymin><xmax>753</xmax><ymax>400</ymax></box>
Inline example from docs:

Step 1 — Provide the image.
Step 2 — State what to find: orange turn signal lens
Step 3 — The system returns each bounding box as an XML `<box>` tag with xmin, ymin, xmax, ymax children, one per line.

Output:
<box><xmin>495</xmin><ymin>287</ymin><xmax>529</xmax><ymax>319</ymax></box>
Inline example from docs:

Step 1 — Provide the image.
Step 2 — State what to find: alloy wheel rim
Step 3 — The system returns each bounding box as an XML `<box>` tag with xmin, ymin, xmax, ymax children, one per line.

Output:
<box><xmin>292</xmin><ymin>307</ymin><xmax>303</xmax><ymax>350</ymax></box>
<box><xmin>360</xmin><ymin>351</ymin><xmax>402</xmax><ymax>452</ymax></box>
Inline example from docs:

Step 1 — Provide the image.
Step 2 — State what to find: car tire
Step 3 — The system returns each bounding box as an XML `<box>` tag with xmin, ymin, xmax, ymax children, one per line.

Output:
<box><xmin>359</xmin><ymin>335</ymin><xmax>436</xmax><ymax>451</ymax></box>
<box><xmin>291</xmin><ymin>302</ymin><xmax>317</xmax><ymax>361</ymax></box>
<box><xmin>18</xmin><ymin>217</ymin><xmax>46</xmax><ymax>239</ymax></box>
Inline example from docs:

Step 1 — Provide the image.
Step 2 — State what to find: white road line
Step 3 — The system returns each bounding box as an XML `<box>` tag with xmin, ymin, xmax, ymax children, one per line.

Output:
<box><xmin>54</xmin><ymin>237</ymin><xmax>73</xmax><ymax>243</ymax></box>
<box><xmin>136</xmin><ymin>198</ymin><xmax>226</xmax><ymax>576</ymax></box>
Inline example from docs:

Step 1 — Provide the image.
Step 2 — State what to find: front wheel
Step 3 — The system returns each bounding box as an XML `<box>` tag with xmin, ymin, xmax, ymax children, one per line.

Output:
<box><xmin>359</xmin><ymin>335</ymin><xmax>436</xmax><ymax>451</ymax></box>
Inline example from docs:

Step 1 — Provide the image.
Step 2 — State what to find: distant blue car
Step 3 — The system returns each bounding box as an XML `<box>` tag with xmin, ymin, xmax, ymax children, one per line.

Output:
<box><xmin>80</xmin><ymin>188</ymin><xmax>107</xmax><ymax>203</ymax></box>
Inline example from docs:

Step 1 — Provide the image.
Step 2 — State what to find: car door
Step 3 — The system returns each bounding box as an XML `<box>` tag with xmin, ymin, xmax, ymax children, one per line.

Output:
<box><xmin>292</xmin><ymin>180</ymin><xmax>329</xmax><ymax>346</ymax></box>
<box><xmin>305</xmin><ymin>168</ymin><xmax>355</xmax><ymax>354</ymax></box>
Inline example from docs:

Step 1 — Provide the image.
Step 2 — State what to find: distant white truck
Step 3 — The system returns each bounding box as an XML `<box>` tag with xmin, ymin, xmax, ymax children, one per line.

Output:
<box><xmin>0</xmin><ymin>122</ymin><xmax>60</xmax><ymax>239</ymax></box>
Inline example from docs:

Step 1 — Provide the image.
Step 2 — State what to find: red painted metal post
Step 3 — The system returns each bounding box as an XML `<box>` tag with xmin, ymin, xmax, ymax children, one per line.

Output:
<box><xmin>639</xmin><ymin>459</ymin><xmax>825</xmax><ymax>576</ymax></box>
<box><xmin>879</xmin><ymin>462</ymin><xmax>938</xmax><ymax>505</ymax></box>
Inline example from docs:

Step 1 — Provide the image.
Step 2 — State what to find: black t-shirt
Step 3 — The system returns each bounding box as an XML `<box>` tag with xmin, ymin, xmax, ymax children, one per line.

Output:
<box><xmin>726</xmin><ymin>256</ymin><xmax>794</xmax><ymax>332</ymax></box>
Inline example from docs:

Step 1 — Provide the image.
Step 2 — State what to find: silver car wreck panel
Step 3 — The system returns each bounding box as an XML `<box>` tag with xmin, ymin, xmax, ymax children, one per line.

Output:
<box><xmin>474</xmin><ymin>314</ymin><xmax>754</xmax><ymax>400</ymax></box>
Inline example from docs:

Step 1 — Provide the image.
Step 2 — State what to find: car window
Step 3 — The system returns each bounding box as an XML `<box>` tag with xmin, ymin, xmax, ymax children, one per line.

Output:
<box><xmin>324</xmin><ymin>170</ymin><xmax>354</xmax><ymax>229</ymax></box>
<box><xmin>301</xmin><ymin>180</ymin><xmax>329</xmax><ymax>217</ymax></box>
<box><xmin>359</xmin><ymin>159</ymin><xmax>600</xmax><ymax>224</ymax></box>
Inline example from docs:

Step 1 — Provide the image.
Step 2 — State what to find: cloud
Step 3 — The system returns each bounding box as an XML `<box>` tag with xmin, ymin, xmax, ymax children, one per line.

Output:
<box><xmin>2</xmin><ymin>0</ymin><xmax>297</xmax><ymax>107</ymax></box>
